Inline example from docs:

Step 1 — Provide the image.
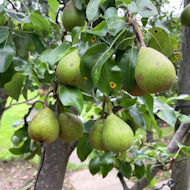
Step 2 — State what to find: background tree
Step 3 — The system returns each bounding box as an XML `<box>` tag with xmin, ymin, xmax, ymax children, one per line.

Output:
<box><xmin>171</xmin><ymin>0</ymin><xmax>190</xmax><ymax>189</ymax></box>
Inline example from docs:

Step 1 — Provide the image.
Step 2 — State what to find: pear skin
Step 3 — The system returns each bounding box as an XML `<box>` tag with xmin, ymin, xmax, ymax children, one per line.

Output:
<box><xmin>62</xmin><ymin>0</ymin><xmax>85</xmax><ymax>32</ymax></box>
<box><xmin>125</xmin><ymin>81</ymin><xmax>147</xmax><ymax>96</ymax></box>
<box><xmin>58</xmin><ymin>112</ymin><xmax>84</xmax><ymax>142</ymax></box>
<box><xmin>56</xmin><ymin>49</ymin><xmax>83</xmax><ymax>86</ymax></box>
<box><xmin>135</xmin><ymin>47</ymin><xmax>176</xmax><ymax>93</ymax></box>
<box><xmin>103</xmin><ymin>113</ymin><xmax>134</xmax><ymax>153</ymax></box>
<box><xmin>28</xmin><ymin>108</ymin><xmax>60</xmax><ymax>144</ymax></box>
<box><xmin>89</xmin><ymin>119</ymin><xmax>106</xmax><ymax>151</ymax></box>
<box><xmin>180</xmin><ymin>4</ymin><xmax>190</xmax><ymax>26</ymax></box>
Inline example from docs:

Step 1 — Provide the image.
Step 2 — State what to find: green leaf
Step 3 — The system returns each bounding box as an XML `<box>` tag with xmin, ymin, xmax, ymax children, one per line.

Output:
<box><xmin>0</xmin><ymin>28</ymin><xmax>9</xmax><ymax>44</ymax></box>
<box><xmin>30</xmin><ymin>13</ymin><xmax>51</xmax><ymax>37</ymax></box>
<box><xmin>97</xmin><ymin>59</ymin><xmax>121</xmax><ymax>96</ymax></box>
<box><xmin>119</xmin><ymin>162</ymin><xmax>132</xmax><ymax>179</ymax></box>
<box><xmin>77</xmin><ymin>134</ymin><xmax>93</xmax><ymax>162</ymax></box>
<box><xmin>6</xmin><ymin>10</ymin><xmax>30</xmax><ymax>23</ymax></box>
<box><xmin>84</xmin><ymin>120</ymin><xmax>96</xmax><ymax>133</ymax></box>
<box><xmin>154</xmin><ymin>100</ymin><xmax>177</xmax><ymax>127</ymax></box>
<box><xmin>59</xmin><ymin>86</ymin><xmax>84</xmax><ymax>114</ymax></box>
<box><xmin>80</xmin><ymin>43</ymin><xmax>113</xmax><ymax>84</ymax></box>
<box><xmin>9</xmin><ymin>139</ymin><xmax>30</xmax><ymax>155</ymax></box>
<box><xmin>177</xmin><ymin>143</ymin><xmax>190</xmax><ymax>157</ymax></box>
<box><xmin>0</xmin><ymin>43</ymin><xmax>16</xmax><ymax>73</ymax></box>
<box><xmin>101</xmin><ymin>151</ymin><xmax>114</xmax><ymax>178</ymax></box>
<box><xmin>118</xmin><ymin>94</ymin><xmax>137</xmax><ymax>108</ymax></box>
<box><xmin>72</xmin><ymin>26</ymin><xmax>82</xmax><ymax>45</ymax></box>
<box><xmin>14</xmin><ymin>57</ymin><xmax>33</xmax><ymax>75</ymax></box>
<box><xmin>86</xmin><ymin>0</ymin><xmax>101</xmax><ymax>22</ymax></box>
<box><xmin>105</xmin><ymin>7</ymin><xmax>126</xmax><ymax>36</ymax></box>
<box><xmin>157</xmin><ymin>109</ymin><xmax>177</xmax><ymax>127</ymax></box>
<box><xmin>87</xmin><ymin>20</ymin><xmax>108</xmax><ymax>36</ymax></box>
<box><xmin>166</xmin><ymin>94</ymin><xmax>190</xmax><ymax>103</ymax></box>
<box><xmin>0</xmin><ymin>3</ymin><xmax>5</xmax><ymax>12</ymax></box>
<box><xmin>5</xmin><ymin>73</ymin><xmax>24</xmax><ymax>101</ymax></box>
<box><xmin>89</xmin><ymin>157</ymin><xmax>101</xmax><ymax>175</ymax></box>
<box><xmin>11</xmin><ymin>127</ymin><xmax>28</xmax><ymax>146</ymax></box>
<box><xmin>128</xmin><ymin>107</ymin><xmax>146</xmax><ymax>130</ymax></box>
<box><xmin>141</xmin><ymin>94</ymin><xmax>154</xmax><ymax>114</ymax></box>
<box><xmin>147</xmin><ymin>27</ymin><xmax>172</xmax><ymax>57</ymax></box>
<box><xmin>48</xmin><ymin>0</ymin><xmax>59</xmax><ymax>22</ymax></box>
<box><xmin>0</xmin><ymin>63</ymin><xmax>15</xmax><ymax>88</ymax></box>
<box><xmin>31</xmin><ymin>34</ymin><xmax>45</xmax><ymax>54</ymax></box>
<box><xmin>134</xmin><ymin>163</ymin><xmax>145</xmax><ymax>179</ymax></box>
<box><xmin>136</xmin><ymin>0</ymin><xmax>158</xmax><ymax>18</ymax></box>
<box><xmin>119</xmin><ymin>47</ymin><xmax>138</xmax><ymax>91</ymax></box>
<box><xmin>39</xmin><ymin>42</ymin><xmax>72</xmax><ymax>66</ymax></box>
<box><xmin>177</xmin><ymin>112</ymin><xmax>190</xmax><ymax>124</ymax></box>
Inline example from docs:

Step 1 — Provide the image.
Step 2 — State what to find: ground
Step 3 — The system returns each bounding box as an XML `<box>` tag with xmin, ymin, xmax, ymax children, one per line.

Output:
<box><xmin>0</xmin><ymin>151</ymin><xmax>171</xmax><ymax>190</ymax></box>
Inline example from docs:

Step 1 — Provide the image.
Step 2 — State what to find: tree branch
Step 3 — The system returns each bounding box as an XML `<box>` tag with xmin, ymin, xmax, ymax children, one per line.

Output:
<box><xmin>128</xmin><ymin>14</ymin><xmax>146</xmax><ymax>48</ymax></box>
<box><xmin>118</xmin><ymin>172</ymin><xmax>130</xmax><ymax>190</ymax></box>
<box><xmin>168</xmin><ymin>122</ymin><xmax>190</xmax><ymax>153</ymax></box>
<box><xmin>7</xmin><ymin>0</ymin><xmax>19</xmax><ymax>12</ymax></box>
<box><xmin>5</xmin><ymin>95</ymin><xmax>39</xmax><ymax>110</ymax></box>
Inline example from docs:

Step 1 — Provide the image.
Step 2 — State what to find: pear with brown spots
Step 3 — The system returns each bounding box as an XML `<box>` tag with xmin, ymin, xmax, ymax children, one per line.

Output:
<box><xmin>135</xmin><ymin>47</ymin><xmax>176</xmax><ymax>93</ymax></box>
<box><xmin>56</xmin><ymin>49</ymin><xmax>83</xmax><ymax>86</ymax></box>
<box><xmin>28</xmin><ymin>108</ymin><xmax>60</xmax><ymax>144</ymax></box>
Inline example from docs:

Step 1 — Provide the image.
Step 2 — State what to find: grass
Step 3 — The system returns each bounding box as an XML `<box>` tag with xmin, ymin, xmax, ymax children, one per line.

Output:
<box><xmin>0</xmin><ymin>91</ymin><xmax>37</xmax><ymax>160</ymax></box>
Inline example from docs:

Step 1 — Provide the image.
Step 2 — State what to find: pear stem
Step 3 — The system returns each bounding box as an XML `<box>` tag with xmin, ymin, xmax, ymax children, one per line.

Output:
<box><xmin>105</xmin><ymin>96</ymin><xmax>112</xmax><ymax>115</ymax></box>
<box><xmin>43</xmin><ymin>90</ymin><xmax>53</xmax><ymax>108</ymax></box>
<box><xmin>128</xmin><ymin>14</ymin><xmax>146</xmax><ymax>48</ymax></box>
<box><xmin>101</xmin><ymin>95</ymin><xmax>106</xmax><ymax>119</ymax></box>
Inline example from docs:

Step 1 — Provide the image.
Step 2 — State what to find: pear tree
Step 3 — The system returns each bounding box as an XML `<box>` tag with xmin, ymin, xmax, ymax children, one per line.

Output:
<box><xmin>0</xmin><ymin>0</ymin><xmax>190</xmax><ymax>190</ymax></box>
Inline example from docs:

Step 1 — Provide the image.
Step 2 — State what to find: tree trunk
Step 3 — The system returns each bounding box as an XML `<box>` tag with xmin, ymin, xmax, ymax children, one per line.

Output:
<box><xmin>171</xmin><ymin>0</ymin><xmax>190</xmax><ymax>189</ymax></box>
<box><xmin>35</xmin><ymin>139</ymin><xmax>76</xmax><ymax>190</ymax></box>
<box><xmin>0</xmin><ymin>89</ymin><xmax>8</xmax><ymax>121</ymax></box>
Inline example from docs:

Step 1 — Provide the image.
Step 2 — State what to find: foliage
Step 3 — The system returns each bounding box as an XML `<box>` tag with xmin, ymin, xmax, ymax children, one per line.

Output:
<box><xmin>0</xmin><ymin>0</ymin><xmax>189</xmax><ymax>189</ymax></box>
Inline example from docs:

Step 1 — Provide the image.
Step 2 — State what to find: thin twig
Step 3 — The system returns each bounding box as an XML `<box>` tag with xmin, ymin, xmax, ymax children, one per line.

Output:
<box><xmin>128</xmin><ymin>14</ymin><xmax>146</xmax><ymax>48</ymax></box>
<box><xmin>118</xmin><ymin>172</ymin><xmax>130</xmax><ymax>190</ymax></box>
<box><xmin>23</xmin><ymin>100</ymin><xmax>43</xmax><ymax>127</ymax></box>
<box><xmin>7</xmin><ymin>0</ymin><xmax>19</xmax><ymax>12</ymax></box>
<box><xmin>5</xmin><ymin>95</ymin><xmax>39</xmax><ymax>110</ymax></box>
<box><xmin>43</xmin><ymin>90</ymin><xmax>53</xmax><ymax>108</ymax></box>
<box><xmin>104</xmin><ymin>96</ymin><xmax>112</xmax><ymax>115</ymax></box>
<box><xmin>34</xmin><ymin>145</ymin><xmax>45</xmax><ymax>190</ymax></box>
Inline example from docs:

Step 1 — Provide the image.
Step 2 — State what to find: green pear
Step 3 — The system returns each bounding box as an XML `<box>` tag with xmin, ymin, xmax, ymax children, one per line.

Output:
<box><xmin>102</xmin><ymin>113</ymin><xmax>134</xmax><ymax>153</ymax></box>
<box><xmin>180</xmin><ymin>3</ymin><xmax>190</xmax><ymax>26</ymax></box>
<box><xmin>89</xmin><ymin>119</ymin><xmax>106</xmax><ymax>151</ymax></box>
<box><xmin>135</xmin><ymin>47</ymin><xmax>176</xmax><ymax>93</ymax></box>
<box><xmin>62</xmin><ymin>0</ymin><xmax>85</xmax><ymax>32</ymax></box>
<box><xmin>28</xmin><ymin>107</ymin><xmax>60</xmax><ymax>144</ymax></box>
<box><xmin>56</xmin><ymin>49</ymin><xmax>83</xmax><ymax>86</ymax></box>
<box><xmin>58</xmin><ymin>112</ymin><xmax>84</xmax><ymax>142</ymax></box>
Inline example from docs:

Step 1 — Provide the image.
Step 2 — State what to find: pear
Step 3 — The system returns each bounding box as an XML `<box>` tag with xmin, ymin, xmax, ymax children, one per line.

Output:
<box><xmin>180</xmin><ymin>3</ymin><xmax>190</xmax><ymax>26</ymax></box>
<box><xmin>102</xmin><ymin>113</ymin><xmax>134</xmax><ymax>153</ymax></box>
<box><xmin>125</xmin><ymin>81</ymin><xmax>147</xmax><ymax>96</ymax></box>
<box><xmin>89</xmin><ymin>119</ymin><xmax>106</xmax><ymax>151</ymax></box>
<box><xmin>56</xmin><ymin>49</ymin><xmax>83</xmax><ymax>86</ymax></box>
<box><xmin>135</xmin><ymin>47</ymin><xmax>176</xmax><ymax>93</ymax></box>
<box><xmin>28</xmin><ymin>107</ymin><xmax>60</xmax><ymax>144</ymax></box>
<box><xmin>62</xmin><ymin>0</ymin><xmax>85</xmax><ymax>32</ymax></box>
<box><xmin>58</xmin><ymin>112</ymin><xmax>84</xmax><ymax>142</ymax></box>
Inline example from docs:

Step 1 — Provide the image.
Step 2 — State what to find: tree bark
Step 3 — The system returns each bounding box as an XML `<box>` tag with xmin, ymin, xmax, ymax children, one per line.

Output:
<box><xmin>171</xmin><ymin>0</ymin><xmax>190</xmax><ymax>189</ymax></box>
<box><xmin>35</xmin><ymin>139</ymin><xmax>76</xmax><ymax>190</ymax></box>
<box><xmin>0</xmin><ymin>89</ymin><xmax>8</xmax><ymax>121</ymax></box>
